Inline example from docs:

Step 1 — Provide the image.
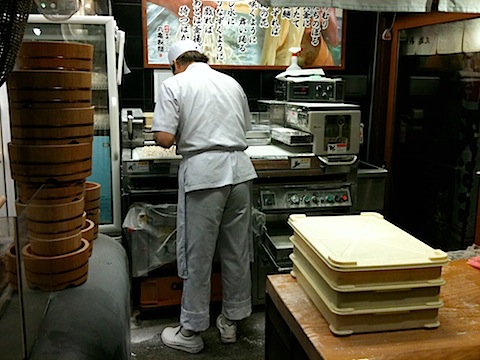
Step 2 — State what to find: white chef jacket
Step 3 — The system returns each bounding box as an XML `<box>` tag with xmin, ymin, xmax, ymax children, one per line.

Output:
<box><xmin>152</xmin><ymin>62</ymin><xmax>257</xmax><ymax>192</ymax></box>
<box><xmin>152</xmin><ymin>62</ymin><xmax>257</xmax><ymax>278</ymax></box>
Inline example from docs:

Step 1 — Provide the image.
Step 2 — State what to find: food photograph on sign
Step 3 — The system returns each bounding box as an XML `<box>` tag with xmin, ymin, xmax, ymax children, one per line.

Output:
<box><xmin>143</xmin><ymin>0</ymin><xmax>345</xmax><ymax>68</ymax></box>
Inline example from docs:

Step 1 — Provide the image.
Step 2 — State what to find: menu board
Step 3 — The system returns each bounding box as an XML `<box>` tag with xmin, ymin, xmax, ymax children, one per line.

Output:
<box><xmin>142</xmin><ymin>1</ymin><xmax>345</xmax><ymax>69</ymax></box>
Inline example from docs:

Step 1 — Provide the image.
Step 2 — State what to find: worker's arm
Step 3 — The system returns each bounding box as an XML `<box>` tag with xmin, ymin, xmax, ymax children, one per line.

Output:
<box><xmin>154</xmin><ymin>131</ymin><xmax>175</xmax><ymax>148</ymax></box>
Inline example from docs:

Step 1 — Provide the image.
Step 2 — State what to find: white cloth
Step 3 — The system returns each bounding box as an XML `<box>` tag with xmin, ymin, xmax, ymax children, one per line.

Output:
<box><xmin>463</xmin><ymin>18</ymin><xmax>480</xmax><ymax>53</ymax></box>
<box><xmin>415</xmin><ymin>26</ymin><xmax>438</xmax><ymax>55</ymax></box>
<box><xmin>437</xmin><ymin>0</ymin><xmax>480</xmax><ymax>12</ymax></box>
<box><xmin>331</xmin><ymin>0</ymin><xmax>433</xmax><ymax>12</ymax></box>
<box><xmin>436</xmin><ymin>22</ymin><xmax>464</xmax><ymax>55</ymax></box>
<box><xmin>403</xmin><ymin>26</ymin><xmax>438</xmax><ymax>56</ymax></box>
<box><xmin>258</xmin><ymin>0</ymin><xmax>433</xmax><ymax>12</ymax></box>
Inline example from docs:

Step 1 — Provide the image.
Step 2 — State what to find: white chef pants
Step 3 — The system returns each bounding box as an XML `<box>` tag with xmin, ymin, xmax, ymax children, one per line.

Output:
<box><xmin>180</xmin><ymin>181</ymin><xmax>252</xmax><ymax>332</ymax></box>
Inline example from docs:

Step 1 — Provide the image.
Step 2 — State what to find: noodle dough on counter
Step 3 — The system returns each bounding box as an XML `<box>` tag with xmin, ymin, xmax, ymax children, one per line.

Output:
<box><xmin>134</xmin><ymin>145</ymin><xmax>181</xmax><ymax>159</ymax></box>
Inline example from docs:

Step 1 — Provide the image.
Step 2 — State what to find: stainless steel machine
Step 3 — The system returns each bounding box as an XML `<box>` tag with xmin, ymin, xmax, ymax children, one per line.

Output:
<box><xmin>119</xmin><ymin>101</ymin><xmax>365</xmax><ymax>307</ymax></box>
<box><xmin>249</xmin><ymin>100</ymin><xmax>363</xmax><ymax>305</ymax></box>
<box><xmin>274</xmin><ymin>68</ymin><xmax>345</xmax><ymax>103</ymax></box>
<box><xmin>121</xmin><ymin>108</ymin><xmax>145</xmax><ymax>149</ymax></box>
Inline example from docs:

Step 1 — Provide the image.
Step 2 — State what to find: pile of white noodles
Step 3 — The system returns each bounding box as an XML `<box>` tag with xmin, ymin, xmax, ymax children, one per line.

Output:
<box><xmin>138</xmin><ymin>145</ymin><xmax>178</xmax><ymax>158</ymax></box>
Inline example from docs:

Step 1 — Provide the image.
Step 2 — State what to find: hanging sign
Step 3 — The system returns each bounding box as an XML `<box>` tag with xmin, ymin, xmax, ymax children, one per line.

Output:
<box><xmin>142</xmin><ymin>0</ymin><xmax>345</xmax><ymax>69</ymax></box>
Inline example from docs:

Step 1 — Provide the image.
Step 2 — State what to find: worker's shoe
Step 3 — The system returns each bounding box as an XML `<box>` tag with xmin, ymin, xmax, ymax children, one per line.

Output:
<box><xmin>161</xmin><ymin>325</ymin><xmax>204</xmax><ymax>353</ymax></box>
<box><xmin>216</xmin><ymin>314</ymin><xmax>237</xmax><ymax>344</ymax></box>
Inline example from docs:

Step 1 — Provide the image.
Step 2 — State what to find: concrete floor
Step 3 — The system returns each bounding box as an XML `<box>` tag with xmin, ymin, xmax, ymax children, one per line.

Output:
<box><xmin>130</xmin><ymin>305</ymin><xmax>266</xmax><ymax>360</ymax></box>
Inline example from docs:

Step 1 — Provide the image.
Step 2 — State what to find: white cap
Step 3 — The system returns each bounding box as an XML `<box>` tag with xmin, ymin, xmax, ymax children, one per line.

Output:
<box><xmin>168</xmin><ymin>40</ymin><xmax>201</xmax><ymax>65</ymax></box>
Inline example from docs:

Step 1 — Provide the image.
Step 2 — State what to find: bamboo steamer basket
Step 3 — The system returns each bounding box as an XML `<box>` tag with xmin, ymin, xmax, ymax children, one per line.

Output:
<box><xmin>10</xmin><ymin>159</ymin><xmax>92</xmax><ymax>183</ymax></box>
<box><xmin>85</xmin><ymin>182</ymin><xmax>101</xmax><ymax>212</ymax></box>
<box><xmin>10</xmin><ymin>107</ymin><xmax>94</xmax><ymax>127</ymax></box>
<box><xmin>9</xmin><ymin>101</ymin><xmax>91</xmax><ymax>109</ymax></box>
<box><xmin>25</xmin><ymin>197</ymin><xmax>85</xmax><ymax>223</ymax></box>
<box><xmin>85</xmin><ymin>181</ymin><xmax>101</xmax><ymax>202</ymax></box>
<box><xmin>28</xmin><ymin>217</ymin><xmax>83</xmax><ymax>237</ymax></box>
<box><xmin>9</xmin><ymin>142</ymin><xmax>92</xmax><ymax>164</ymax></box>
<box><xmin>9</xmin><ymin>89</ymin><xmax>92</xmax><ymax>104</ymax></box>
<box><xmin>18</xmin><ymin>57</ymin><xmax>93</xmax><ymax>71</ymax></box>
<box><xmin>86</xmin><ymin>208</ymin><xmax>100</xmax><ymax>225</ymax></box>
<box><xmin>85</xmin><ymin>197</ymin><xmax>100</xmax><ymax>212</ymax></box>
<box><xmin>87</xmin><ymin>209</ymin><xmax>100</xmax><ymax>238</ymax></box>
<box><xmin>8</xmin><ymin>69</ymin><xmax>92</xmax><ymax>108</ymax></box>
<box><xmin>23</xmin><ymin>239</ymin><xmax>90</xmax><ymax>274</ymax></box>
<box><xmin>11</xmin><ymin>136</ymin><xmax>93</xmax><ymax>146</ymax></box>
<box><xmin>19</xmin><ymin>41</ymin><xmax>94</xmax><ymax>63</ymax></box>
<box><xmin>9</xmin><ymin>143</ymin><xmax>92</xmax><ymax>182</ymax></box>
<box><xmin>6</xmin><ymin>245</ymin><xmax>18</xmax><ymax>289</ymax></box>
<box><xmin>29</xmin><ymin>230</ymin><xmax>83</xmax><ymax>256</ymax></box>
<box><xmin>17</xmin><ymin>181</ymin><xmax>85</xmax><ymax>205</ymax></box>
<box><xmin>11</xmin><ymin>124</ymin><xmax>94</xmax><ymax>143</ymax></box>
<box><xmin>8</xmin><ymin>70</ymin><xmax>92</xmax><ymax>89</ymax></box>
<box><xmin>25</xmin><ymin>262</ymin><xmax>88</xmax><ymax>292</ymax></box>
<box><xmin>82</xmin><ymin>219</ymin><xmax>96</xmax><ymax>242</ymax></box>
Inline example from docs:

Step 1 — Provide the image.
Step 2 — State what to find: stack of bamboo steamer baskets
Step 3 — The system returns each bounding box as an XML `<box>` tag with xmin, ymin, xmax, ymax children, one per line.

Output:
<box><xmin>7</xmin><ymin>41</ymin><xmax>99</xmax><ymax>292</ymax></box>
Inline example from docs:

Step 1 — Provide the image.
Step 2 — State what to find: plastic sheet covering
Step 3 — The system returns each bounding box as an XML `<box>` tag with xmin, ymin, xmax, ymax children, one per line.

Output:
<box><xmin>123</xmin><ymin>203</ymin><xmax>177</xmax><ymax>277</ymax></box>
<box><xmin>447</xmin><ymin>243</ymin><xmax>480</xmax><ymax>260</ymax></box>
<box><xmin>252</xmin><ymin>208</ymin><xmax>266</xmax><ymax>239</ymax></box>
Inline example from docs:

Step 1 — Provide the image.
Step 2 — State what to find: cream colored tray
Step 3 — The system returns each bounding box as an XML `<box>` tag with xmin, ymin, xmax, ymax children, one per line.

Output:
<box><xmin>288</xmin><ymin>212</ymin><xmax>448</xmax><ymax>288</ymax></box>
<box><xmin>291</xmin><ymin>250</ymin><xmax>444</xmax><ymax>312</ymax></box>
<box><xmin>288</xmin><ymin>212</ymin><xmax>448</xmax><ymax>270</ymax></box>
<box><xmin>292</xmin><ymin>263</ymin><xmax>441</xmax><ymax>336</ymax></box>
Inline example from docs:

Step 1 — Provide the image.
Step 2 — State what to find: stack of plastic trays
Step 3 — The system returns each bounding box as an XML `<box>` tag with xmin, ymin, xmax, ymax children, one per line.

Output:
<box><xmin>287</xmin><ymin>212</ymin><xmax>449</xmax><ymax>336</ymax></box>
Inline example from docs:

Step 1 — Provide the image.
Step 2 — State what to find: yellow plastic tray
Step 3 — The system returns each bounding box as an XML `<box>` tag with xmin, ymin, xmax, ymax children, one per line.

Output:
<box><xmin>291</xmin><ymin>261</ymin><xmax>441</xmax><ymax>336</ymax></box>
<box><xmin>291</xmin><ymin>250</ymin><xmax>443</xmax><ymax>312</ymax></box>
<box><xmin>288</xmin><ymin>212</ymin><xmax>448</xmax><ymax>288</ymax></box>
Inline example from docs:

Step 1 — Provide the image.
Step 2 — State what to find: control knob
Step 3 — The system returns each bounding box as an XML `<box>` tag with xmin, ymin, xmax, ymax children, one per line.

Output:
<box><xmin>289</xmin><ymin>194</ymin><xmax>300</xmax><ymax>205</ymax></box>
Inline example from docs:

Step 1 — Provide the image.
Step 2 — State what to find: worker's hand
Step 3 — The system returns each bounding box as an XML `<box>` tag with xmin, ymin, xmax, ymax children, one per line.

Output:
<box><xmin>149</xmin><ymin>0</ymin><xmax>218</xmax><ymax>20</ymax></box>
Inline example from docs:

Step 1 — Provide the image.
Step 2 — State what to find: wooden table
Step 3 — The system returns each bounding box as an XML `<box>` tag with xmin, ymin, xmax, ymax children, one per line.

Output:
<box><xmin>265</xmin><ymin>259</ymin><xmax>480</xmax><ymax>360</ymax></box>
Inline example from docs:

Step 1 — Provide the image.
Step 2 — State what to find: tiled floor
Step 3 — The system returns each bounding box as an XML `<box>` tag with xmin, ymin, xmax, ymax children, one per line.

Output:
<box><xmin>130</xmin><ymin>305</ymin><xmax>265</xmax><ymax>360</ymax></box>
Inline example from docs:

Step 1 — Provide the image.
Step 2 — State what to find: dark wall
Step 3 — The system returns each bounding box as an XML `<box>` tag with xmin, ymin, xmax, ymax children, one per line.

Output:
<box><xmin>111</xmin><ymin>1</ymin><xmax>378</xmax><ymax>158</ymax></box>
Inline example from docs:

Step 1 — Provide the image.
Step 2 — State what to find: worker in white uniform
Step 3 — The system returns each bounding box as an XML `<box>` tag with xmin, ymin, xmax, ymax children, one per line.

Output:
<box><xmin>152</xmin><ymin>39</ymin><xmax>258</xmax><ymax>354</ymax></box>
